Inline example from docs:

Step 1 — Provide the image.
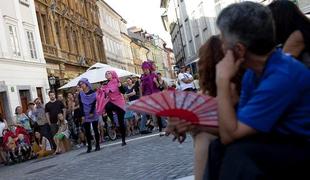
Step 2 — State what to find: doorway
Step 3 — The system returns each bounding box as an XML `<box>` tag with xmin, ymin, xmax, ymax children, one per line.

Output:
<box><xmin>19</xmin><ymin>90</ymin><xmax>31</xmax><ymax>113</ymax></box>
<box><xmin>0</xmin><ymin>92</ymin><xmax>9</xmax><ymax>119</ymax></box>
<box><xmin>36</xmin><ymin>87</ymin><xmax>43</xmax><ymax>103</ymax></box>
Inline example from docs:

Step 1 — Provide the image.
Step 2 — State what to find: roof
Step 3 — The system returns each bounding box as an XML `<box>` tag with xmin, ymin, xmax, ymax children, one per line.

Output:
<box><xmin>100</xmin><ymin>0</ymin><xmax>127</xmax><ymax>23</ymax></box>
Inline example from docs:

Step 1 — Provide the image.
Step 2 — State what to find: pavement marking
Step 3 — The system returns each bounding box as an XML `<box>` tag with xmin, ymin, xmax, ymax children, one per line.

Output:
<box><xmin>100</xmin><ymin>133</ymin><xmax>161</xmax><ymax>148</ymax></box>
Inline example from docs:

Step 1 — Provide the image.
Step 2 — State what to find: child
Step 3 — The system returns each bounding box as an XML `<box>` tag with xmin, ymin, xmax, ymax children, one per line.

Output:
<box><xmin>53</xmin><ymin>113</ymin><xmax>70</xmax><ymax>154</ymax></box>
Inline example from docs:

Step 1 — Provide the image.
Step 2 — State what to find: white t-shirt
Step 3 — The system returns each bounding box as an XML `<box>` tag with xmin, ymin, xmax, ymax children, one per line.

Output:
<box><xmin>178</xmin><ymin>73</ymin><xmax>194</xmax><ymax>91</ymax></box>
<box><xmin>41</xmin><ymin>137</ymin><xmax>52</xmax><ymax>151</ymax></box>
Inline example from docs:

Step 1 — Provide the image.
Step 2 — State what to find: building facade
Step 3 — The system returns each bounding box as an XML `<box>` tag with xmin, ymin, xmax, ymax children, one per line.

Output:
<box><xmin>298</xmin><ymin>0</ymin><xmax>310</xmax><ymax>13</ymax></box>
<box><xmin>121</xmin><ymin>32</ymin><xmax>136</xmax><ymax>73</ymax></box>
<box><xmin>161</xmin><ymin>0</ymin><xmax>219</xmax><ymax>73</ymax></box>
<box><xmin>35</xmin><ymin>0</ymin><xmax>106</xmax><ymax>88</ymax></box>
<box><xmin>128</xmin><ymin>27</ymin><xmax>173</xmax><ymax>77</ymax></box>
<box><xmin>97</xmin><ymin>0</ymin><xmax>134</xmax><ymax>72</ymax></box>
<box><xmin>130</xmin><ymin>39</ymin><xmax>148</xmax><ymax>75</ymax></box>
<box><xmin>0</xmin><ymin>0</ymin><xmax>49</xmax><ymax>121</ymax></box>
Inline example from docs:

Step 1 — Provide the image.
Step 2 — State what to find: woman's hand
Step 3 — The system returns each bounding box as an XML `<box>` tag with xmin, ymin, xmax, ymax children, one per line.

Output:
<box><xmin>165</xmin><ymin>117</ymin><xmax>192</xmax><ymax>144</ymax></box>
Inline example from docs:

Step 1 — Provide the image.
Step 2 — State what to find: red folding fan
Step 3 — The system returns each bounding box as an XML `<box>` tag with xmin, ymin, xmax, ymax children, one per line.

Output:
<box><xmin>127</xmin><ymin>91</ymin><xmax>218</xmax><ymax>127</ymax></box>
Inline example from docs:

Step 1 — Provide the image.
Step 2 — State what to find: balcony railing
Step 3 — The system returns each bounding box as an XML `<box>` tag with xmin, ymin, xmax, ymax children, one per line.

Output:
<box><xmin>42</xmin><ymin>44</ymin><xmax>58</xmax><ymax>57</ymax></box>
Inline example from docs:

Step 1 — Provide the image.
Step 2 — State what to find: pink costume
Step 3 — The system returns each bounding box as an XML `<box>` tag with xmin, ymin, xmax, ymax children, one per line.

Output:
<box><xmin>96</xmin><ymin>71</ymin><xmax>125</xmax><ymax>115</ymax></box>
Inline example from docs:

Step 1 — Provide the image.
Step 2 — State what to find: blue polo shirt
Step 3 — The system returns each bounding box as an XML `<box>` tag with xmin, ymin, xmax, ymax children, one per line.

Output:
<box><xmin>237</xmin><ymin>49</ymin><xmax>310</xmax><ymax>138</ymax></box>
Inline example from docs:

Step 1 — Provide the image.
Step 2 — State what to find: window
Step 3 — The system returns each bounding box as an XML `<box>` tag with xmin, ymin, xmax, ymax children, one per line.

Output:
<box><xmin>19</xmin><ymin>0</ymin><xmax>29</xmax><ymax>6</ymax></box>
<box><xmin>55</xmin><ymin>22</ymin><xmax>61</xmax><ymax>48</ymax></box>
<box><xmin>26</xmin><ymin>31</ymin><xmax>37</xmax><ymax>59</ymax></box>
<box><xmin>8</xmin><ymin>25</ymin><xmax>21</xmax><ymax>56</ymax></box>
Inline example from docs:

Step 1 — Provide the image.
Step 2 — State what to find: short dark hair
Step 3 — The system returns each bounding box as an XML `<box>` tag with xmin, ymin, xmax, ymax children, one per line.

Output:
<box><xmin>157</xmin><ymin>72</ymin><xmax>162</xmax><ymax>76</ymax></box>
<box><xmin>48</xmin><ymin>91</ymin><xmax>55</xmax><ymax>95</ymax></box>
<box><xmin>217</xmin><ymin>2</ymin><xmax>276</xmax><ymax>55</ymax></box>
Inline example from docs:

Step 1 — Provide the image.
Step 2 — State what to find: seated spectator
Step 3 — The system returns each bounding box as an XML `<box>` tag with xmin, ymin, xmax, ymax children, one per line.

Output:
<box><xmin>14</xmin><ymin>106</ymin><xmax>32</xmax><ymax>133</ymax></box>
<box><xmin>166</xmin><ymin>35</ymin><xmax>243</xmax><ymax>180</ymax></box>
<box><xmin>33</xmin><ymin>131</ymin><xmax>53</xmax><ymax>158</ymax></box>
<box><xmin>205</xmin><ymin>2</ymin><xmax>310</xmax><ymax>179</ymax></box>
<box><xmin>53</xmin><ymin>113</ymin><xmax>70</xmax><ymax>154</ymax></box>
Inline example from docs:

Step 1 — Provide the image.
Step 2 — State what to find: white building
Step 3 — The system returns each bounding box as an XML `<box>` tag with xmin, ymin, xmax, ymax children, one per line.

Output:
<box><xmin>0</xmin><ymin>0</ymin><xmax>49</xmax><ymax>121</ymax></box>
<box><xmin>97</xmin><ymin>0</ymin><xmax>135</xmax><ymax>72</ymax></box>
<box><xmin>161</xmin><ymin>0</ymin><xmax>221</xmax><ymax>73</ymax></box>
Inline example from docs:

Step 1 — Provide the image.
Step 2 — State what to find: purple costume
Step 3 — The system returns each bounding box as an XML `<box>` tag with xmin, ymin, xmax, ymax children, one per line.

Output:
<box><xmin>141</xmin><ymin>61</ymin><xmax>160</xmax><ymax>96</ymax></box>
<box><xmin>78</xmin><ymin>78</ymin><xmax>98</xmax><ymax>122</ymax></box>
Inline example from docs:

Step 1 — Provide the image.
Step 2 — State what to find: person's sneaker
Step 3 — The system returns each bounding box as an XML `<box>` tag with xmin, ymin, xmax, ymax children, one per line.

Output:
<box><xmin>121</xmin><ymin>142</ymin><xmax>127</xmax><ymax>146</ymax></box>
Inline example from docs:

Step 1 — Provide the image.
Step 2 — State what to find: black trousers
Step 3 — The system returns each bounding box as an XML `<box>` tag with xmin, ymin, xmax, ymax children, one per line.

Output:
<box><xmin>205</xmin><ymin>135</ymin><xmax>310</xmax><ymax>180</ymax></box>
<box><xmin>83</xmin><ymin>121</ymin><xmax>100</xmax><ymax>148</ymax></box>
<box><xmin>156</xmin><ymin>116</ymin><xmax>163</xmax><ymax>132</ymax></box>
<box><xmin>105</xmin><ymin>102</ymin><xmax>126</xmax><ymax>143</ymax></box>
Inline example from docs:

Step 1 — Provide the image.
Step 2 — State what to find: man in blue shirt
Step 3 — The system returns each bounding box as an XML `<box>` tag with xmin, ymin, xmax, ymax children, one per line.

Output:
<box><xmin>206</xmin><ymin>2</ymin><xmax>310</xmax><ymax>180</ymax></box>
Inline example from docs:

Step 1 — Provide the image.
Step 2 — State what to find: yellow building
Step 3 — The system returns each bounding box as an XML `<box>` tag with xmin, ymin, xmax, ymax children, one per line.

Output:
<box><xmin>130</xmin><ymin>40</ymin><xmax>148</xmax><ymax>75</ymax></box>
<box><xmin>35</xmin><ymin>0</ymin><xmax>106</xmax><ymax>86</ymax></box>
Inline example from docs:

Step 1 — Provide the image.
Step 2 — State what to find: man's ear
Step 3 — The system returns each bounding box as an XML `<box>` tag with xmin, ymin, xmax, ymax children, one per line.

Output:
<box><xmin>233</xmin><ymin>43</ymin><xmax>246</xmax><ymax>60</ymax></box>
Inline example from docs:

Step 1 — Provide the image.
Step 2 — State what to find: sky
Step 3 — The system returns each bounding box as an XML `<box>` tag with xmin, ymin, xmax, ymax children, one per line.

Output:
<box><xmin>104</xmin><ymin>0</ymin><xmax>173</xmax><ymax>48</ymax></box>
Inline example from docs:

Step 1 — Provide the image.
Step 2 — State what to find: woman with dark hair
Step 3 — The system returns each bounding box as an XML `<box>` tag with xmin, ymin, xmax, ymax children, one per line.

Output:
<box><xmin>33</xmin><ymin>131</ymin><xmax>53</xmax><ymax>158</ymax></box>
<box><xmin>269</xmin><ymin>0</ymin><xmax>310</xmax><ymax>67</ymax></box>
<box><xmin>78</xmin><ymin>78</ymin><xmax>100</xmax><ymax>153</ymax></box>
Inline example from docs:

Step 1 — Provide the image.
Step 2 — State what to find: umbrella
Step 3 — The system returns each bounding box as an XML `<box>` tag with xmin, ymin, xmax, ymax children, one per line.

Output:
<box><xmin>59</xmin><ymin>63</ymin><xmax>139</xmax><ymax>89</ymax></box>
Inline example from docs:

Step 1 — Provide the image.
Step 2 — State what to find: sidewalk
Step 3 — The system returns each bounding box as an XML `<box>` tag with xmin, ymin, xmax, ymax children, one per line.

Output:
<box><xmin>177</xmin><ymin>175</ymin><xmax>194</xmax><ymax>180</ymax></box>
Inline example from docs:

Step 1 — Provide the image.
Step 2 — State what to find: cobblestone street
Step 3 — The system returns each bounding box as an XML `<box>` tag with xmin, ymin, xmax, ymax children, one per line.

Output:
<box><xmin>0</xmin><ymin>134</ymin><xmax>194</xmax><ymax>180</ymax></box>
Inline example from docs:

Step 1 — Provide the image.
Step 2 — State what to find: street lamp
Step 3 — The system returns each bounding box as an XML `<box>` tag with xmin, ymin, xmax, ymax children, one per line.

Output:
<box><xmin>48</xmin><ymin>76</ymin><xmax>56</xmax><ymax>92</ymax></box>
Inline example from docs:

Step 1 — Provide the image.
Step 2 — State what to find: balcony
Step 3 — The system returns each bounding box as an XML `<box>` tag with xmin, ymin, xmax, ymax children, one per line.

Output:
<box><xmin>42</xmin><ymin>44</ymin><xmax>58</xmax><ymax>57</ymax></box>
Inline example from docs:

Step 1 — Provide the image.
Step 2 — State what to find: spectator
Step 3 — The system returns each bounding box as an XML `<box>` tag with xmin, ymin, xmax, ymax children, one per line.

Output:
<box><xmin>14</xmin><ymin>106</ymin><xmax>31</xmax><ymax>133</ymax></box>
<box><xmin>33</xmin><ymin>131</ymin><xmax>53</xmax><ymax>158</ymax></box>
<box><xmin>177</xmin><ymin>65</ymin><xmax>194</xmax><ymax>92</ymax></box>
<box><xmin>66</xmin><ymin>92</ymin><xmax>78</xmax><ymax>142</ymax></box>
<box><xmin>124</xmin><ymin>77</ymin><xmax>139</xmax><ymax>102</ymax></box>
<box><xmin>57</xmin><ymin>94</ymin><xmax>67</xmax><ymax>108</ymax></box>
<box><xmin>45</xmin><ymin>91</ymin><xmax>66</xmax><ymax>138</ymax></box>
<box><xmin>27</xmin><ymin>102</ymin><xmax>38</xmax><ymax>132</ymax></box>
<box><xmin>34</xmin><ymin>98</ymin><xmax>53</xmax><ymax>148</ymax></box>
<box><xmin>156</xmin><ymin>73</ymin><xmax>167</xmax><ymax>91</ymax></box>
<box><xmin>131</xmin><ymin>76</ymin><xmax>140</xmax><ymax>98</ymax></box>
<box><xmin>206</xmin><ymin>2</ymin><xmax>310</xmax><ymax>179</ymax></box>
<box><xmin>53</xmin><ymin>113</ymin><xmax>69</xmax><ymax>154</ymax></box>
<box><xmin>268</xmin><ymin>0</ymin><xmax>310</xmax><ymax>67</ymax></box>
